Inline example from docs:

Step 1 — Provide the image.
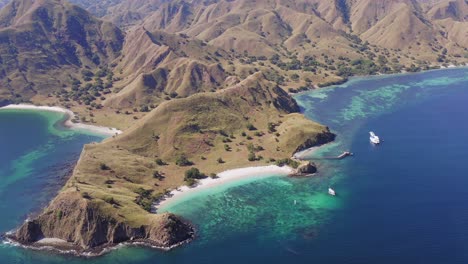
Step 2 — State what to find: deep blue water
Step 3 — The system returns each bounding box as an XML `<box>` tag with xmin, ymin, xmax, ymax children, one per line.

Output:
<box><xmin>0</xmin><ymin>68</ymin><xmax>468</xmax><ymax>263</ymax></box>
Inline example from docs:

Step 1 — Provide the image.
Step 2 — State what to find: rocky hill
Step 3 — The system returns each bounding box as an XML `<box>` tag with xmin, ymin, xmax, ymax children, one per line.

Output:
<box><xmin>0</xmin><ymin>0</ymin><xmax>123</xmax><ymax>105</ymax></box>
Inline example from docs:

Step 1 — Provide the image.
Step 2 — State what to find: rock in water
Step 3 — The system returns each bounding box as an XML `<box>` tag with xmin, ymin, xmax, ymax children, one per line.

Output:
<box><xmin>293</xmin><ymin>162</ymin><xmax>318</xmax><ymax>176</ymax></box>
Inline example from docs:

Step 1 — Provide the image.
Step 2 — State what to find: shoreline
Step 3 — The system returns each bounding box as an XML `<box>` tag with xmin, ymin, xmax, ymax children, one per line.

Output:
<box><xmin>293</xmin><ymin>141</ymin><xmax>336</xmax><ymax>160</ymax></box>
<box><xmin>153</xmin><ymin>165</ymin><xmax>296</xmax><ymax>212</ymax></box>
<box><xmin>2</xmin><ymin>232</ymin><xmax>195</xmax><ymax>258</ymax></box>
<box><xmin>0</xmin><ymin>104</ymin><xmax>122</xmax><ymax>137</ymax></box>
<box><xmin>301</xmin><ymin>64</ymin><xmax>468</xmax><ymax>94</ymax></box>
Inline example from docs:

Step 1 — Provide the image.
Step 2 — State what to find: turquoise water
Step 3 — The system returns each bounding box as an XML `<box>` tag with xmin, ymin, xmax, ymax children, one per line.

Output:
<box><xmin>1</xmin><ymin>68</ymin><xmax>468</xmax><ymax>263</ymax></box>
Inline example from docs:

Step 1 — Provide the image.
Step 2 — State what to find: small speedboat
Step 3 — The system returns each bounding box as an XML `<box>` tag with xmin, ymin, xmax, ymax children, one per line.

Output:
<box><xmin>328</xmin><ymin>187</ymin><xmax>336</xmax><ymax>196</ymax></box>
<box><xmin>369</xmin><ymin>131</ymin><xmax>380</xmax><ymax>144</ymax></box>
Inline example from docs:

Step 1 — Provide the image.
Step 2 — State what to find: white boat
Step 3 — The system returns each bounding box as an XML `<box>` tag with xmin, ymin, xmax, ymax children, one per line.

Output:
<box><xmin>369</xmin><ymin>131</ymin><xmax>380</xmax><ymax>144</ymax></box>
<box><xmin>328</xmin><ymin>188</ymin><xmax>336</xmax><ymax>196</ymax></box>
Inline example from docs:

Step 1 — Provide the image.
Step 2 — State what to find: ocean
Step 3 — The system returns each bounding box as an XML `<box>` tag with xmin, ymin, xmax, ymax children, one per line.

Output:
<box><xmin>0</xmin><ymin>67</ymin><xmax>467</xmax><ymax>263</ymax></box>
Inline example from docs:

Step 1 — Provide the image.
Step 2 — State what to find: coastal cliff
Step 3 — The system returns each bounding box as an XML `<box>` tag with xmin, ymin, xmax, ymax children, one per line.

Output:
<box><xmin>294</xmin><ymin>129</ymin><xmax>336</xmax><ymax>153</ymax></box>
<box><xmin>11</xmin><ymin>192</ymin><xmax>194</xmax><ymax>253</ymax></box>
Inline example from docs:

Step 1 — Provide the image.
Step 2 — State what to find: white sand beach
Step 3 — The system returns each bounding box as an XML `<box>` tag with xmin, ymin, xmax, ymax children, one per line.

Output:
<box><xmin>0</xmin><ymin>104</ymin><xmax>122</xmax><ymax>136</ymax></box>
<box><xmin>154</xmin><ymin>165</ymin><xmax>295</xmax><ymax>211</ymax></box>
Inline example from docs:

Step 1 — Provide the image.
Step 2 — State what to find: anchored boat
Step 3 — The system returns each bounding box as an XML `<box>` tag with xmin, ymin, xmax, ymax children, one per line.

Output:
<box><xmin>328</xmin><ymin>187</ymin><xmax>336</xmax><ymax>196</ymax></box>
<box><xmin>369</xmin><ymin>131</ymin><xmax>380</xmax><ymax>144</ymax></box>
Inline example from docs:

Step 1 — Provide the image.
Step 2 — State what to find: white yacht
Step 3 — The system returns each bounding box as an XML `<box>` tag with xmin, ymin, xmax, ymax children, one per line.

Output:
<box><xmin>369</xmin><ymin>131</ymin><xmax>380</xmax><ymax>144</ymax></box>
<box><xmin>328</xmin><ymin>187</ymin><xmax>336</xmax><ymax>196</ymax></box>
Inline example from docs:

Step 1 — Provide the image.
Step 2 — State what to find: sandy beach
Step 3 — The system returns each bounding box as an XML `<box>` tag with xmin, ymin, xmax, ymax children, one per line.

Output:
<box><xmin>0</xmin><ymin>104</ymin><xmax>122</xmax><ymax>137</ymax></box>
<box><xmin>154</xmin><ymin>165</ymin><xmax>295</xmax><ymax>211</ymax></box>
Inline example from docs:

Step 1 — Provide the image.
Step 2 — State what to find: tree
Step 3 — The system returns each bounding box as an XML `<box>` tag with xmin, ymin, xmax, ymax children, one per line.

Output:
<box><xmin>184</xmin><ymin>168</ymin><xmax>206</xmax><ymax>180</ymax></box>
<box><xmin>248</xmin><ymin>152</ymin><xmax>256</xmax><ymax>161</ymax></box>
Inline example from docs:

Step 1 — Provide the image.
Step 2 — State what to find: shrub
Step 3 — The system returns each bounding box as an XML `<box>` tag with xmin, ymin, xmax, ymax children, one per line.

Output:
<box><xmin>155</xmin><ymin>158</ymin><xmax>166</xmax><ymax>166</ymax></box>
<box><xmin>219</xmin><ymin>130</ymin><xmax>228</xmax><ymax>137</ymax></box>
<box><xmin>153</xmin><ymin>170</ymin><xmax>164</xmax><ymax>180</ymax></box>
<box><xmin>140</xmin><ymin>105</ymin><xmax>150</xmax><ymax>112</ymax></box>
<box><xmin>135</xmin><ymin>188</ymin><xmax>153</xmax><ymax>198</ymax></box>
<box><xmin>222</xmin><ymin>137</ymin><xmax>232</xmax><ymax>143</ymax></box>
<box><xmin>217</xmin><ymin>158</ymin><xmax>225</xmax><ymax>164</ymax></box>
<box><xmin>268</xmin><ymin>122</ymin><xmax>276</xmax><ymax>133</ymax></box>
<box><xmin>81</xmin><ymin>192</ymin><xmax>91</xmax><ymax>199</ymax></box>
<box><xmin>104</xmin><ymin>179</ymin><xmax>114</xmax><ymax>184</ymax></box>
<box><xmin>176</xmin><ymin>154</ymin><xmax>193</xmax><ymax>166</ymax></box>
<box><xmin>246</xmin><ymin>123</ymin><xmax>257</xmax><ymax>131</ymax></box>
<box><xmin>104</xmin><ymin>196</ymin><xmax>115</xmax><ymax>204</ymax></box>
<box><xmin>56</xmin><ymin>210</ymin><xmax>63</xmax><ymax>220</ymax></box>
<box><xmin>100</xmin><ymin>163</ymin><xmax>110</xmax><ymax>170</ymax></box>
<box><xmin>248</xmin><ymin>152</ymin><xmax>256</xmax><ymax>161</ymax></box>
<box><xmin>185</xmin><ymin>178</ymin><xmax>197</xmax><ymax>187</ymax></box>
<box><xmin>254</xmin><ymin>131</ymin><xmax>263</xmax><ymax>137</ymax></box>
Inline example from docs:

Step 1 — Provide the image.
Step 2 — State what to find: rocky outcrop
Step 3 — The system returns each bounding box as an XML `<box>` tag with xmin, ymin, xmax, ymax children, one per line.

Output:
<box><xmin>10</xmin><ymin>192</ymin><xmax>194</xmax><ymax>254</ymax></box>
<box><xmin>294</xmin><ymin>128</ymin><xmax>336</xmax><ymax>153</ymax></box>
<box><xmin>0</xmin><ymin>99</ymin><xmax>10</xmax><ymax>107</ymax></box>
<box><xmin>293</xmin><ymin>161</ymin><xmax>318</xmax><ymax>176</ymax></box>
